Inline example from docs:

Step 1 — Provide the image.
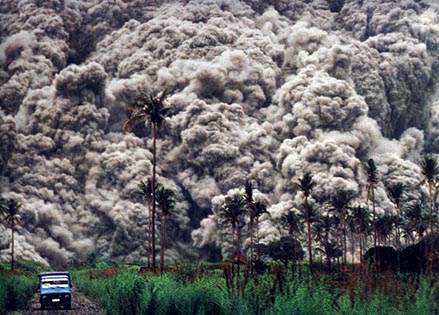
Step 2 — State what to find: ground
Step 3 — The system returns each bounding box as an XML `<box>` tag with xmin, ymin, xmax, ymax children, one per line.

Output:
<box><xmin>22</xmin><ymin>288</ymin><xmax>104</xmax><ymax>315</ymax></box>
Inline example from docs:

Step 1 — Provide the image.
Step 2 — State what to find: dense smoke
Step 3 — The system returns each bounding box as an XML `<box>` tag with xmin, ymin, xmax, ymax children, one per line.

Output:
<box><xmin>0</xmin><ymin>0</ymin><xmax>438</xmax><ymax>267</ymax></box>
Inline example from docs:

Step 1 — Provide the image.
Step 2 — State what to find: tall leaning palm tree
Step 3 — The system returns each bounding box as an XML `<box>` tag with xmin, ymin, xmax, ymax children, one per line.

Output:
<box><xmin>156</xmin><ymin>185</ymin><xmax>175</xmax><ymax>273</ymax></box>
<box><xmin>0</xmin><ymin>198</ymin><xmax>21</xmax><ymax>270</ymax></box>
<box><xmin>297</xmin><ymin>172</ymin><xmax>315</xmax><ymax>271</ymax></box>
<box><xmin>124</xmin><ymin>89</ymin><xmax>171</xmax><ymax>271</ymax></box>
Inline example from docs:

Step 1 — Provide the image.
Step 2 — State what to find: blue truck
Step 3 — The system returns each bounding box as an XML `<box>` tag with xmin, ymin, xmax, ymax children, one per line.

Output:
<box><xmin>38</xmin><ymin>272</ymin><xmax>72</xmax><ymax>310</ymax></box>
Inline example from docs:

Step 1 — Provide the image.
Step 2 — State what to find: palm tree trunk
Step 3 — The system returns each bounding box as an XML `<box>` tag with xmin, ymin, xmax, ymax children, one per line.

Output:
<box><xmin>151</xmin><ymin>123</ymin><xmax>157</xmax><ymax>272</ymax></box>
<box><xmin>342</xmin><ymin>214</ymin><xmax>347</xmax><ymax>268</ymax></box>
<box><xmin>148</xmin><ymin>203</ymin><xmax>152</xmax><ymax>268</ymax></box>
<box><xmin>160</xmin><ymin>213</ymin><xmax>165</xmax><ymax>273</ymax></box>
<box><xmin>372</xmin><ymin>187</ymin><xmax>377</xmax><ymax>270</ymax></box>
<box><xmin>428</xmin><ymin>184</ymin><xmax>434</xmax><ymax>274</ymax></box>
<box><xmin>256</xmin><ymin>218</ymin><xmax>261</xmax><ymax>260</ymax></box>
<box><xmin>249</xmin><ymin>216</ymin><xmax>254</xmax><ymax>274</ymax></box>
<box><xmin>396</xmin><ymin>204</ymin><xmax>401</xmax><ymax>273</ymax></box>
<box><xmin>307</xmin><ymin>217</ymin><xmax>313</xmax><ymax>271</ymax></box>
<box><xmin>11</xmin><ymin>223</ymin><xmax>15</xmax><ymax>271</ymax></box>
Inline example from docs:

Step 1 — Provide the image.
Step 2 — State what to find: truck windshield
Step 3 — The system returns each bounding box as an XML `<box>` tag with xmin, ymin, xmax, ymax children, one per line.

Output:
<box><xmin>41</xmin><ymin>277</ymin><xmax>69</xmax><ymax>288</ymax></box>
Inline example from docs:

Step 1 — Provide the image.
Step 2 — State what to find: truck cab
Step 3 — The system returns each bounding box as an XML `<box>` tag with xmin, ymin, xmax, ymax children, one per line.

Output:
<box><xmin>38</xmin><ymin>272</ymin><xmax>72</xmax><ymax>310</ymax></box>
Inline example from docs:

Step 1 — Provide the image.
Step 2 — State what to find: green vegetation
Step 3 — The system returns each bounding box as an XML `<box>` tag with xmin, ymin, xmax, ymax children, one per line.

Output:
<box><xmin>74</xmin><ymin>265</ymin><xmax>439</xmax><ymax>315</ymax></box>
<box><xmin>0</xmin><ymin>273</ymin><xmax>36</xmax><ymax>313</ymax></box>
<box><xmin>0</xmin><ymin>260</ymin><xmax>48</xmax><ymax>314</ymax></box>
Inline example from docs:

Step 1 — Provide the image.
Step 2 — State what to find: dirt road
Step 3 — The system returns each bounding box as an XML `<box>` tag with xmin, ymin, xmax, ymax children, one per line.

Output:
<box><xmin>22</xmin><ymin>288</ymin><xmax>104</xmax><ymax>315</ymax></box>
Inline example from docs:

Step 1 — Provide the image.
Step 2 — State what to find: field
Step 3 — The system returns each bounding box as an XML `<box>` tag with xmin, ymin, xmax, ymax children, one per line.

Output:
<box><xmin>73</xmin><ymin>261</ymin><xmax>439</xmax><ymax>315</ymax></box>
<box><xmin>1</xmin><ymin>259</ymin><xmax>439</xmax><ymax>315</ymax></box>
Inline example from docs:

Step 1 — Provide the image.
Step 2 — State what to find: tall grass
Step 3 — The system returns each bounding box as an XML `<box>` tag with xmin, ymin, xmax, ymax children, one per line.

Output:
<box><xmin>75</xmin><ymin>270</ymin><xmax>227</xmax><ymax>315</ymax></box>
<box><xmin>0</xmin><ymin>273</ymin><xmax>36</xmax><ymax>314</ymax></box>
<box><xmin>74</xmin><ymin>268</ymin><xmax>439</xmax><ymax>315</ymax></box>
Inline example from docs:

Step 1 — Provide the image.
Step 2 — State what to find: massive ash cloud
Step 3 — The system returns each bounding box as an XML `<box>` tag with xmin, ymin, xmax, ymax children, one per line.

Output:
<box><xmin>0</xmin><ymin>0</ymin><xmax>438</xmax><ymax>266</ymax></box>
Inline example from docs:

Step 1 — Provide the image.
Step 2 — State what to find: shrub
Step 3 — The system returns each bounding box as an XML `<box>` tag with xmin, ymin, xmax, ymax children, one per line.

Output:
<box><xmin>0</xmin><ymin>273</ymin><xmax>36</xmax><ymax>313</ymax></box>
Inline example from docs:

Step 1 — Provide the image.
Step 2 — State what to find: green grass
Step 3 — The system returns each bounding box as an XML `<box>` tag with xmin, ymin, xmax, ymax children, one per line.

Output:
<box><xmin>0</xmin><ymin>260</ymin><xmax>47</xmax><ymax>314</ymax></box>
<box><xmin>74</xmin><ymin>267</ymin><xmax>439</xmax><ymax>315</ymax></box>
<box><xmin>0</xmin><ymin>272</ymin><xmax>37</xmax><ymax>314</ymax></box>
<box><xmin>1</xmin><ymin>259</ymin><xmax>437</xmax><ymax>315</ymax></box>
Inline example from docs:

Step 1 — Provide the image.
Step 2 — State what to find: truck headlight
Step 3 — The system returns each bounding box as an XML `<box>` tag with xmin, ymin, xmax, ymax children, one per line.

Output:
<box><xmin>41</xmin><ymin>295</ymin><xmax>47</xmax><ymax>299</ymax></box>
<box><xmin>65</xmin><ymin>294</ymin><xmax>70</xmax><ymax>299</ymax></box>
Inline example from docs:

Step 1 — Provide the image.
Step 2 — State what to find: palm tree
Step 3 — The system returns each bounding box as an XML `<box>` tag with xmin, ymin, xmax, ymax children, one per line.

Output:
<box><xmin>138</xmin><ymin>178</ymin><xmax>155</xmax><ymax>268</ymax></box>
<box><xmin>221</xmin><ymin>193</ymin><xmax>247</xmax><ymax>258</ymax></box>
<box><xmin>156</xmin><ymin>185</ymin><xmax>175</xmax><ymax>273</ymax></box>
<box><xmin>300</xmin><ymin>202</ymin><xmax>320</xmax><ymax>272</ymax></box>
<box><xmin>365</xmin><ymin>158</ymin><xmax>378</xmax><ymax>265</ymax></box>
<box><xmin>124</xmin><ymin>89</ymin><xmax>171</xmax><ymax>271</ymax></box>
<box><xmin>386</xmin><ymin>182</ymin><xmax>405</xmax><ymax>272</ymax></box>
<box><xmin>328</xmin><ymin>190</ymin><xmax>354</xmax><ymax>268</ymax></box>
<box><xmin>314</xmin><ymin>214</ymin><xmax>339</xmax><ymax>270</ymax></box>
<box><xmin>0</xmin><ymin>198</ymin><xmax>21</xmax><ymax>270</ymax></box>
<box><xmin>296</xmin><ymin>172</ymin><xmax>315</xmax><ymax>270</ymax></box>
<box><xmin>244</xmin><ymin>180</ymin><xmax>256</xmax><ymax>268</ymax></box>
<box><xmin>403</xmin><ymin>202</ymin><xmax>428</xmax><ymax>245</ymax></box>
<box><xmin>253</xmin><ymin>199</ymin><xmax>268</xmax><ymax>260</ymax></box>
<box><xmin>418</xmin><ymin>155</ymin><xmax>439</xmax><ymax>273</ymax></box>
<box><xmin>419</xmin><ymin>155</ymin><xmax>439</xmax><ymax>236</ymax></box>
<box><xmin>375</xmin><ymin>214</ymin><xmax>396</xmax><ymax>246</ymax></box>
<box><xmin>349</xmin><ymin>205</ymin><xmax>370</xmax><ymax>268</ymax></box>
<box><xmin>282</xmin><ymin>209</ymin><xmax>303</xmax><ymax>273</ymax></box>
<box><xmin>386</xmin><ymin>183</ymin><xmax>404</xmax><ymax>250</ymax></box>
<box><xmin>220</xmin><ymin>193</ymin><xmax>246</xmax><ymax>291</ymax></box>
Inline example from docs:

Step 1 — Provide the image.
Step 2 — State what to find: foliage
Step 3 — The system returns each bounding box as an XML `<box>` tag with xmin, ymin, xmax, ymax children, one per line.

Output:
<box><xmin>0</xmin><ymin>272</ymin><xmax>36</xmax><ymax>313</ymax></box>
<box><xmin>74</xmin><ymin>266</ymin><xmax>439</xmax><ymax>315</ymax></box>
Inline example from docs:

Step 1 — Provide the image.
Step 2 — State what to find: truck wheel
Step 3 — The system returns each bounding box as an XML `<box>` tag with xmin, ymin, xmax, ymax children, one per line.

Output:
<box><xmin>66</xmin><ymin>303</ymin><xmax>71</xmax><ymax>310</ymax></box>
<box><xmin>41</xmin><ymin>303</ymin><xmax>45</xmax><ymax>310</ymax></box>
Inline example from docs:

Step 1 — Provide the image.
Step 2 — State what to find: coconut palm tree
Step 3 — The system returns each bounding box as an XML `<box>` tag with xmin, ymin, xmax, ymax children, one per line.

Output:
<box><xmin>220</xmin><ymin>193</ymin><xmax>247</xmax><ymax>291</ymax></box>
<box><xmin>403</xmin><ymin>201</ymin><xmax>428</xmax><ymax>245</ymax></box>
<box><xmin>419</xmin><ymin>155</ymin><xmax>439</xmax><ymax>235</ymax></box>
<box><xmin>386</xmin><ymin>183</ymin><xmax>404</xmax><ymax>249</ymax></box>
<box><xmin>124</xmin><ymin>89</ymin><xmax>171</xmax><ymax>271</ymax></box>
<box><xmin>282</xmin><ymin>209</ymin><xmax>303</xmax><ymax>273</ymax></box>
<box><xmin>365</xmin><ymin>158</ymin><xmax>378</xmax><ymax>265</ymax></box>
<box><xmin>375</xmin><ymin>214</ymin><xmax>396</xmax><ymax>246</ymax></box>
<box><xmin>314</xmin><ymin>214</ymin><xmax>339</xmax><ymax>270</ymax></box>
<box><xmin>349</xmin><ymin>205</ymin><xmax>370</xmax><ymax>268</ymax></box>
<box><xmin>328</xmin><ymin>190</ymin><xmax>354</xmax><ymax>268</ymax></box>
<box><xmin>296</xmin><ymin>172</ymin><xmax>315</xmax><ymax>270</ymax></box>
<box><xmin>244</xmin><ymin>180</ymin><xmax>256</xmax><ymax>267</ymax></box>
<box><xmin>156</xmin><ymin>185</ymin><xmax>175</xmax><ymax>273</ymax></box>
<box><xmin>418</xmin><ymin>155</ymin><xmax>439</xmax><ymax>273</ymax></box>
<box><xmin>386</xmin><ymin>182</ymin><xmax>405</xmax><ymax>272</ymax></box>
<box><xmin>300</xmin><ymin>202</ymin><xmax>319</xmax><ymax>272</ymax></box>
<box><xmin>0</xmin><ymin>198</ymin><xmax>21</xmax><ymax>270</ymax></box>
<box><xmin>138</xmin><ymin>178</ymin><xmax>155</xmax><ymax>268</ymax></box>
<box><xmin>253</xmin><ymin>199</ymin><xmax>268</xmax><ymax>260</ymax></box>
<box><xmin>221</xmin><ymin>193</ymin><xmax>247</xmax><ymax>258</ymax></box>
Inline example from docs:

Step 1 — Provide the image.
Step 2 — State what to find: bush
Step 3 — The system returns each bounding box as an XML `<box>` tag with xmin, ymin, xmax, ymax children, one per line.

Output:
<box><xmin>74</xmin><ymin>267</ymin><xmax>439</xmax><ymax>315</ymax></box>
<box><xmin>0</xmin><ymin>273</ymin><xmax>36</xmax><ymax>314</ymax></box>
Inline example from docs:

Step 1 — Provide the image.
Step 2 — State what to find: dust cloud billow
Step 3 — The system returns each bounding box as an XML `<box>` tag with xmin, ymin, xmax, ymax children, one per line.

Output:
<box><xmin>0</xmin><ymin>0</ymin><xmax>438</xmax><ymax>266</ymax></box>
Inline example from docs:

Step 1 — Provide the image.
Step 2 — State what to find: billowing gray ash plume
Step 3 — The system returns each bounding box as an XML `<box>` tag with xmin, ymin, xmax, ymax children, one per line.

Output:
<box><xmin>0</xmin><ymin>0</ymin><xmax>438</xmax><ymax>267</ymax></box>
